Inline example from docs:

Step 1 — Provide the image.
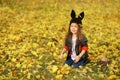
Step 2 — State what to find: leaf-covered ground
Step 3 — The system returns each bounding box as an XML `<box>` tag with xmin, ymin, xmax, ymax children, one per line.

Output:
<box><xmin>0</xmin><ymin>0</ymin><xmax>120</xmax><ymax>80</ymax></box>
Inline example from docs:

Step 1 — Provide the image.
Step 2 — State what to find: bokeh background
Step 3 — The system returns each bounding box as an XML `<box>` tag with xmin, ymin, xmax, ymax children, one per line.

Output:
<box><xmin>0</xmin><ymin>0</ymin><xmax>119</xmax><ymax>80</ymax></box>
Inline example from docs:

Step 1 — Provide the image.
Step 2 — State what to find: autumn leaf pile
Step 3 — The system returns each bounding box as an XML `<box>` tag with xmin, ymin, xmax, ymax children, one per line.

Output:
<box><xmin>0</xmin><ymin>0</ymin><xmax>119</xmax><ymax>80</ymax></box>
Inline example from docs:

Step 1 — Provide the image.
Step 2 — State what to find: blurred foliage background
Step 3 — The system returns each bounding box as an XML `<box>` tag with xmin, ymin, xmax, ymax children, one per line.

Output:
<box><xmin>0</xmin><ymin>0</ymin><xmax>120</xmax><ymax>80</ymax></box>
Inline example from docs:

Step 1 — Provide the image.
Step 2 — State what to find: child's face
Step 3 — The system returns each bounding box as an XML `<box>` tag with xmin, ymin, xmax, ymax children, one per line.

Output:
<box><xmin>70</xmin><ymin>23</ymin><xmax>78</xmax><ymax>34</ymax></box>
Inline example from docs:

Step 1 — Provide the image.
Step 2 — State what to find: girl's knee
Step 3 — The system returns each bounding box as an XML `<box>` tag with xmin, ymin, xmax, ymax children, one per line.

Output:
<box><xmin>73</xmin><ymin>62</ymin><xmax>85</xmax><ymax>68</ymax></box>
<box><xmin>64</xmin><ymin>59</ymin><xmax>73</xmax><ymax>66</ymax></box>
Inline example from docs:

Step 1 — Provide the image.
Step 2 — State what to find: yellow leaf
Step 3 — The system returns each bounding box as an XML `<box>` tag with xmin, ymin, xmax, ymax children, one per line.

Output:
<box><xmin>108</xmin><ymin>75</ymin><xmax>116</xmax><ymax>80</ymax></box>
<box><xmin>87</xmin><ymin>67</ymin><xmax>93</xmax><ymax>72</ymax></box>
<box><xmin>99</xmin><ymin>74</ymin><xmax>104</xmax><ymax>78</ymax></box>
<box><xmin>39</xmin><ymin>55</ymin><xmax>43</xmax><ymax>60</ymax></box>
<box><xmin>16</xmin><ymin>63</ymin><xmax>21</xmax><ymax>68</ymax></box>
<box><xmin>36</xmin><ymin>75</ymin><xmax>41</xmax><ymax>78</ymax></box>
<box><xmin>57</xmin><ymin>70</ymin><xmax>61</xmax><ymax>74</ymax></box>
<box><xmin>50</xmin><ymin>65</ymin><xmax>58</xmax><ymax>73</ymax></box>
<box><xmin>32</xmin><ymin>51</ymin><xmax>38</xmax><ymax>56</ymax></box>
<box><xmin>27</xmin><ymin>64</ymin><xmax>32</xmax><ymax>68</ymax></box>
<box><xmin>55</xmin><ymin>74</ymin><xmax>63</xmax><ymax>80</ymax></box>
<box><xmin>33</xmin><ymin>43</ymin><xmax>39</xmax><ymax>48</ymax></box>
<box><xmin>53</xmin><ymin>52</ymin><xmax>57</xmax><ymax>57</ymax></box>
<box><xmin>82</xmin><ymin>68</ymin><xmax>87</xmax><ymax>74</ymax></box>
<box><xmin>27</xmin><ymin>73</ymin><xmax>31</xmax><ymax>79</ymax></box>
<box><xmin>73</xmin><ymin>75</ymin><xmax>77</xmax><ymax>79</ymax></box>
<box><xmin>11</xmin><ymin>58</ymin><xmax>16</xmax><ymax>62</ymax></box>
<box><xmin>60</xmin><ymin>64</ymin><xmax>71</xmax><ymax>75</ymax></box>
<box><xmin>22</xmin><ymin>64</ymin><xmax>27</xmax><ymax>69</ymax></box>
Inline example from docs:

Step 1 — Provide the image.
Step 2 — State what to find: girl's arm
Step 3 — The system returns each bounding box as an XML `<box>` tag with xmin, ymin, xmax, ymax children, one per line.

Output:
<box><xmin>78</xmin><ymin>50</ymin><xmax>86</xmax><ymax>58</ymax></box>
<box><xmin>78</xmin><ymin>34</ymin><xmax>88</xmax><ymax>58</ymax></box>
<box><xmin>59</xmin><ymin>45</ymin><xmax>68</xmax><ymax>59</ymax></box>
<box><xmin>59</xmin><ymin>48</ymin><xmax>67</xmax><ymax>59</ymax></box>
<box><xmin>74</xmin><ymin>50</ymin><xmax>86</xmax><ymax>63</ymax></box>
<box><xmin>61</xmin><ymin>48</ymin><xmax>67</xmax><ymax>54</ymax></box>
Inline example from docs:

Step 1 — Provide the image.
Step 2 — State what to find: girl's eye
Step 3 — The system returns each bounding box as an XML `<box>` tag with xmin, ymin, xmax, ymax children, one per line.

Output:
<box><xmin>71</xmin><ymin>26</ymin><xmax>77</xmax><ymax>28</ymax></box>
<box><xmin>71</xmin><ymin>26</ymin><xmax>74</xmax><ymax>27</ymax></box>
<box><xmin>71</xmin><ymin>25</ymin><xmax>75</xmax><ymax>27</ymax></box>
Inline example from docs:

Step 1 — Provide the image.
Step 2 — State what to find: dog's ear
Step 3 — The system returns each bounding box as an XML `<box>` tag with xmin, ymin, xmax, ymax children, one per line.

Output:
<box><xmin>71</xmin><ymin>9</ymin><xmax>76</xmax><ymax>19</ymax></box>
<box><xmin>78</xmin><ymin>11</ymin><xmax>84</xmax><ymax>20</ymax></box>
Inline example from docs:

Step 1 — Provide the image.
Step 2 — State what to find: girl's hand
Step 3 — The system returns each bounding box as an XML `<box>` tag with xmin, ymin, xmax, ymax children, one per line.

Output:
<box><xmin>59</xmin><ymin>48</ymin><xmax>67</xmax><ymax>59</ymax></box>
<box><xmin>59</xmin><ymin>53</ymin><xmax>63</xmax><ymax>59</ymax></box>
<box><xmin>74</xmin><ymin>56</ymin><xmax>81</xmax><ymax>63</ymax></box>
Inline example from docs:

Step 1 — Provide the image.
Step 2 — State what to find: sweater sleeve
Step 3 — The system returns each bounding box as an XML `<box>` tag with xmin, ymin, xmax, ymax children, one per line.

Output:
<box><xmin>63</xmin><ymin>38</ymin><xmax>69</xmax><ymax>50</ymax></box>
<box><xmin>64</xmin><ymin>45</ymin><xmax>68</xmax><ymax>50</ymax></box>
<box><xmin>81</xmin><ymin>34</ymin><xmax>88</xmax><ymax>51</ymax></box>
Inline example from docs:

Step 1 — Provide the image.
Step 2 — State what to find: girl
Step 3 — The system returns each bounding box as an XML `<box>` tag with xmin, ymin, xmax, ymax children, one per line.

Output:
<box><xmin>60</xmin><ymin>10</ymin><xmax>89</xmax><ymax>68</ymax></box>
